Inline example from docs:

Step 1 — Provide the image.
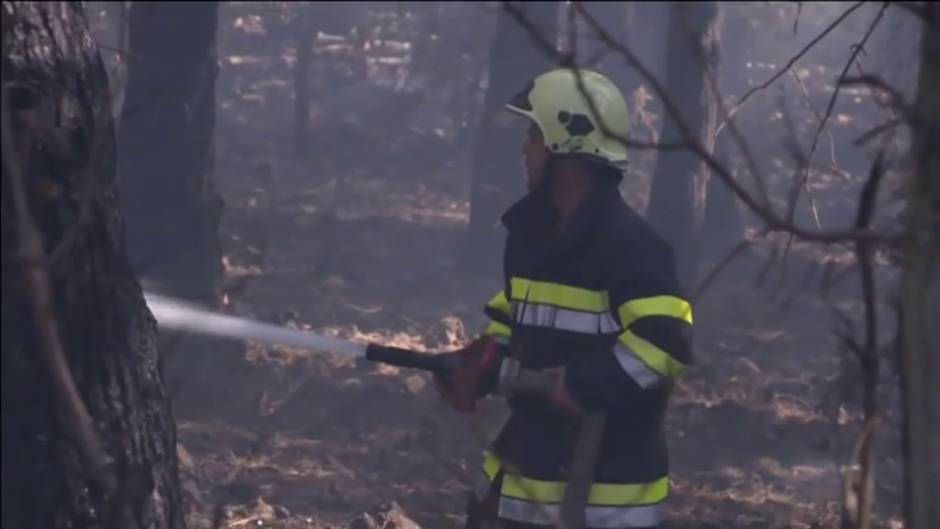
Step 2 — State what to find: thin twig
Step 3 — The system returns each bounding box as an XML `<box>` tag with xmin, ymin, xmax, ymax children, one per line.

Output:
<box><xmin>789</xmin><ymin>67</ymin><xmax>831</xmax><ymax>228</ymax></box>
<box><xmin>674</xmin><ymin>3</ymin><xmax>771</xmax><ymax>208</ymax></box>
<box><xmin>733</xmin><ymin>1</ymin><xmax>865</xmax><ymax>112</ymax></box>
<box><xmin>854</xmin><ymin>118</ymin><xmax>902</xmax><ymax>146</ymax></box>
<box><xmin>693</xmin><ymin>232</ymin><xmax>765</xmax><ymax>301</ymax></box>
<box><xmin>789</xmin><ymin>2</ymin><xmax>889</xmax><ymax>224</ymax></box>
<box><xmin>568</xmin><ymin>3</ymin><xmax>884</xmax><ymax>244</ymax></box>
<box><xmin>501</xmin><ymin>2</ymin><xmax>689</xmax><ymax>153</ymax></box>
<box><xmin>840</xmin><ymin>74</ymin><xmax>915</xmax><ymax>126</ymax></box>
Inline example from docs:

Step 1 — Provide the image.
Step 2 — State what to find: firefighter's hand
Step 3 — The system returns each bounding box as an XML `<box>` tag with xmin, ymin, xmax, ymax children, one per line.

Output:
<box><xmin>433</xmin><ymin>336</ymin><xmax>502</xmax><ymax>413</ymax></box>
<box><xmin>546</xmin><ymin>368</ymin><xmax>584</xmax><ymax>417</ymax></box>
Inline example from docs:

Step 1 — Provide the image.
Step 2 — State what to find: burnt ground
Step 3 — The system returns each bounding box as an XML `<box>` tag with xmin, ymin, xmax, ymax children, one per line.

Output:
<box><xmin>139</xmin><ymin>6</ymin><xmax>907</xmax><ymax>529</ymax></box>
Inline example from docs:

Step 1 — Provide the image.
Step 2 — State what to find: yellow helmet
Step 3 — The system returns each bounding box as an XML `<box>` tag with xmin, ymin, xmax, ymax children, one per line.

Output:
<box><xmin>505</xmin><ymin>68</ymin><xmax>629</xmax><ymax>169</ymax></box>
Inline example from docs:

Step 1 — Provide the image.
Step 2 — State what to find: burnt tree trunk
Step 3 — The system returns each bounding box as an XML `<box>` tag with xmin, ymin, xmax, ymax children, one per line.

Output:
<box><xmin>1</xmin><ymin>2</ymin><xmax>183</xmax><ymax>528</ymax></box>
<box><xmin>117</xmin><ymin>2</ymin><xmax>248</xmax><ymax>419</ymax></box>
<box><xmin>899</xmin><ymin>4</ymin><xmax>940</xmax><ymax>528</ymax></box>
<box><xmin>459</xmin><ymin>1</ymin><xmax>558</xmax><ymax>276</ymax></box>
<box><xmin>117</xmin><ymin>1</ymin><xmax>222</xmax><ymax>305</ymax></box>
<box><xmin>645</xmin><ymin>1</ymin><xmax>719</xmax><ymax>289</ymax></box>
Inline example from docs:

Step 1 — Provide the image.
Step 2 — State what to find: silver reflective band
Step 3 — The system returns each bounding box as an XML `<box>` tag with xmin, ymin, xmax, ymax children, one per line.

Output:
<box><xmin>498</xmin><ymin>497</ymin><xmax>662</xmax><ymax>528</ymax></box>
<box><xmin>613</xmin><ymin>343</ymin><xmax>662</xmax><ymax>389</ymax></box>
<box><xmin>512</xmin><ymin>301</ymin><xmax>620</xmax><ymax>334</ymax></box>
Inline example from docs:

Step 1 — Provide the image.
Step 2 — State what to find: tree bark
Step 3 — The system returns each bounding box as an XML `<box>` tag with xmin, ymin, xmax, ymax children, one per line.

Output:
<box><xmin>459</xmin><ymin>2</ymin><xmax>558</xmax><ymax>276</ymax></box>
<box><xmin>699</xmin><ymin>136</ymin><xmax>744</xmax><ymax>266</ymax></box>
<box><xmin>1</xmin><ymin>2</ymin><xmax>183</xmax><ymax>528</ymax></box>
<box><xmin>645</xmin><ymin>1</ymin><xmax>719</xmax><ymax>289</ymax></box>
<box><xmin>116</xmin><ymin>2</ymin><xmax>246</xmax><ymax>420</ymax></box>
<box><xmin>898</xmin><ymin>4</ymin><xmax>940</xmax><ymax>528</ymax></box>
<box><xmin>117</xmin><ymin>1</ymin><xmax>222</xmax><ymax>305</ymax></box>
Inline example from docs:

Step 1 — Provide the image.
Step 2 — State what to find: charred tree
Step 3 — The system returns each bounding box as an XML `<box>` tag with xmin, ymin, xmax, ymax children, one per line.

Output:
<box><xmin>1</xmin><ymin>2</ymin><xmax>183</xmax><ymax>528</ymax></box>
<box><xmin>117</xmin><ymin>1</ymin><xmax>222</xmax><ymax>305</ymax></box>
<box><xmin>645</xmin><ymin>1</ymin><xmax>719</xmax><ymax>288</ymax></box>
<box><xmin>116</xmin><ymin>2</ymin><xmax>246</xmax><ymax>419</ymax></box>
<box><xmin>459</xmin><ymin>1</ymin><xmax>558</xmax><ymax>276</ymax></box>
<box><xmin>898</xmin><ymin>4</ymin><xmax>940</xmax><ymax>528</ymax></box>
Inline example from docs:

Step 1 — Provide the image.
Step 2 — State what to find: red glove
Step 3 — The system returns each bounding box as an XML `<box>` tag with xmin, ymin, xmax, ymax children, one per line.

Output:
<box><xmin>546</xmin><ymin>368</ymin><xmax>585</xmax><ymax>418</ymax></box>
<box><xmin>433</xmin><ymin>336</ymin><xmax>503</xmax><ymax>413</ymax></box>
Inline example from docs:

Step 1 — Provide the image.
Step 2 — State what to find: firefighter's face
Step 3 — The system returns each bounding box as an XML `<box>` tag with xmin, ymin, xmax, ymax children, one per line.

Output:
<box><xmin>522</xmin><ymin>122</ymin><xmax>549</xmax><ymax>192</ymax></box>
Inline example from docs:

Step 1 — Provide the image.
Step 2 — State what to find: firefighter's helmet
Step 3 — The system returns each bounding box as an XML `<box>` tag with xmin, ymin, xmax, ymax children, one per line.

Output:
<box><xmin>505</xmin><ymin>68</ymin><xmax>629</xmax><ymax>169</ymax></box>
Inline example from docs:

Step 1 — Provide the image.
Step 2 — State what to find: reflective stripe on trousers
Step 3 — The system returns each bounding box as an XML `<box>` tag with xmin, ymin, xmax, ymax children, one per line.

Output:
<box><xmin>498</xmin><ymin>497</ymin><xmax>662</xmax><ymax>528</ymax></box>
<box><xmin>479</xmin><ymin>453</ymin><xmax>666</xmax><ymax>528</ymax></box>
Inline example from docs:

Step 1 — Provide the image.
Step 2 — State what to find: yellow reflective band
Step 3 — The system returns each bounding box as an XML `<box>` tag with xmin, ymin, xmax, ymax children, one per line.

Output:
<box><xmin>484</xmin><ymin>320</ymin><xmax>511</xmax><ymax>338</ymax></box>
<box><xmin>486</xmin><ymin>291</ymin><xmax>512</xmax><ymax>316</ymax></box>
<box><xmin>483</xmin><ymin>452</ymin><xmax>501</xmax><ymax>481</ymax></box>
<box><xmin>618</xmin><ymin>295</ymin><xmax>693</xmax><ymax>328</ymax></box>
<box><xmin>502</xmin><ymin>472</ymin><xmax>668</xmax><ymax>507</ymax></box>
<box><xmin>510</xmin><ymin>277</ymin><xmax>610</xmax><ymax>313</ymax></box>
<box><xmin>618</xmin><ymin>330</ymin><xmax>685</xmax><ymax>378</ymax></box>
<box><xmin>484</xmin><ymin>452</ymin><xmax>668</xmax><ymax>507</ymax></box>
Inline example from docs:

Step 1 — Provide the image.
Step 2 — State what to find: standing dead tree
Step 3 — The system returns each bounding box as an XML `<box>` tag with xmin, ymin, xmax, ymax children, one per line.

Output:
<box><xmin>118</xmin><ymin>1</ymin><xmax>222</xmax><ymax>306</ymax></box>
<box><xmin>116</xmin><ymin>1</ymin><xmax>249</xmax><ymax>419</ymax></box>
<box><xmin>1</xmin><ymin>2</ymin><xmax>183</xmax><ymax>528</ymax></box>
<box><xmin>645</xmin><ymin>1</ymin><xmax>719</xmax><ymax>288</ymax></box>
<box><xmin>896</xmin><ymin>4</ymin><xmax>940</xmax><ymax>528</ymax></box>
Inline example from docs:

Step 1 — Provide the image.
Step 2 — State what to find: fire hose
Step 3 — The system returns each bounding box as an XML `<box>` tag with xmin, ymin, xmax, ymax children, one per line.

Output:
<box><xmin>145</xmin><ymin>291</ymin><xmax>604</xmax><ymax>529</ymax></box>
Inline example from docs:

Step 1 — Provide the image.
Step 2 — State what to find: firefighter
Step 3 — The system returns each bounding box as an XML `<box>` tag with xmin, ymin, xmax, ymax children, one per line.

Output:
<box><xmin>435</xmin><ymin>68</ymin><xmax>693</xmax><ymax>529</ymax></box>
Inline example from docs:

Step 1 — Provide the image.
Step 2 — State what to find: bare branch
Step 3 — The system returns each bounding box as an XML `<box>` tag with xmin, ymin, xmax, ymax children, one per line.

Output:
<box><xmin>571</xmin><ymin>3</ymin><xmax>884</xmax><ymax>244</ymax></box>
<box><xmin>674</xmin><ymin>3</ymin><xmax>771</xmax><ymax>207</ymax></box>
<box><xmin>733</xmin><ymin>2</ymin><xmax>865</xmax><ymax>111</ymax></box>
<box><xmin>778</xmin><ymin>86</ymin><xmax>822</xmax><ymax>236</ymax></box>
<box><xmin>854</xmin><ymin>118</ymin><xmax>902</xmax><ymax>146</ymax></box>
<box><xmin>791</xmin><ymin>2</ymin><xmax>889</xmax><ymax>224</ymax></box>
<box><xmin>840</xmin><ymin>74</ymin><xmax>916</xmax><ymax>125</ymax></box>
<box><xmin>501</xmin><ymin>1</ymin><xmax>691</xmax><ymax>154</ymax></box>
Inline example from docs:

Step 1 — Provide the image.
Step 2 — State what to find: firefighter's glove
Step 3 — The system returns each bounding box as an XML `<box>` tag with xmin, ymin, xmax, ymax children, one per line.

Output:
<box><xmin>433</xmin><ymin>336</ymin><xmax>503</xmax><ymax>413</ymax></box>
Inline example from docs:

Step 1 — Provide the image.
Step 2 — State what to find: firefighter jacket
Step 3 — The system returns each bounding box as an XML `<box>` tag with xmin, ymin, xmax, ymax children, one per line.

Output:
<box><xmin>478</xmin><ymin>183</ymin><xmax>693</xmax><ymax>528</ymax></box>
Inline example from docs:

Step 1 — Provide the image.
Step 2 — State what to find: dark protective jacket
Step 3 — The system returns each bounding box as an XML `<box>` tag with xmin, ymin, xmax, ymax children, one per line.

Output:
<box><xmin>477</xmin><ymin>183</ymin><xmax>693</xmax><ymax>528</ymax></box>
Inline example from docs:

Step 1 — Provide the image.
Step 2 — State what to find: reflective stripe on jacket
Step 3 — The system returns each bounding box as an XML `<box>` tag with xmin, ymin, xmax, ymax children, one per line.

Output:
<box><xmin>479</xmin><ymin>184</ymin><xmax>693</xmax><ymax>527</ymax></box>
